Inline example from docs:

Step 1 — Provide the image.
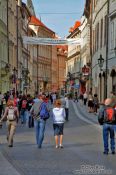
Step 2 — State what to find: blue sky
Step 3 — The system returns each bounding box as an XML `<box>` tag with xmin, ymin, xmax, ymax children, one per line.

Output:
<box><xmin>23</xmin><ymin>0</ymin><xmax>85</xmax><ymax>38</ymax></box>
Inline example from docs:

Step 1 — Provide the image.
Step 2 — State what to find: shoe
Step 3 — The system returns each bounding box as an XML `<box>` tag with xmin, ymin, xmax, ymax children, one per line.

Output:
<box><xmin>8</xmin><ymin>145</ymin><xmax>13</xmax><ymax>147</ymax></box>
<box><xmin>112</xmin><ymin>151</ymin><xmax>115</xmax><ymax>154</ymax></box>
<box><xmin>55</xmin><ymin>145</ymin><xmax>59</xmax><ymax>149</ymax></box>
<box><xmin>103</xmin><ymin>151</ymin><xmax>108</xmax><ymax>155</ymax></box>
<box><xmin>59</xmin><ymin>145</ymin><xmax>64</xmax><ymax>148</ymax></box>
<box><xmin>38</xmin><ymin>145</ymin><xmax>42</xmax><ymax>149</ymax></box>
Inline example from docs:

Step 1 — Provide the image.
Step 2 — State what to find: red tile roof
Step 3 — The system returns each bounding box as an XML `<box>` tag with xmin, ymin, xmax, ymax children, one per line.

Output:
<box><xmin>29</xmin><ymin>16</ymin><xmax>46</xmax><ymax>27</ymax></box>
<box><xmin>69</xmin><ymin>21</ymin><xmax>81</xmax><ymax>33</ymax></box>
<box><xmin>29</xmin><ymin>16</ymin><xmax>54</xmax><ymax>33</ymax></box>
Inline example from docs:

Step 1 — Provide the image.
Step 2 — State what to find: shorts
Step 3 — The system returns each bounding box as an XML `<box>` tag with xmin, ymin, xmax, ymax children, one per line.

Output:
<box><xmin>53</xmin><ymin>123</ymin><xmax>64</xmax><ymax>136</ymax></box>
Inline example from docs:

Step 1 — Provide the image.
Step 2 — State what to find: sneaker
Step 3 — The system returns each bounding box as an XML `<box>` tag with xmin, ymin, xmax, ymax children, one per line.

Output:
<box><xmin>55</xmin><ymin>145</ymin><xmax>59</xmax><ymax>149</ymax></box>
<box><xmin>8</xmin><ymin>145</ymin><xmax>13</xmax><ymax>147</ymax></box>
<box><xmin>112</xmin><ymin>151</ymin><xmax>115</xmax><ymax>155</ymax></box>
<box><xmin>59</xmin><ymin>145</ymin><xmax>64</xmax><ymax>148</ymax></box>
<box><xmin>38</xmin><ymin>145</ymin><xmax>42</xmax><ymax>149</ymax></box>
<box><xmin>103</xmin><ymin>151</ymin><xmax>108</xmax><ymax>155</ymax></box>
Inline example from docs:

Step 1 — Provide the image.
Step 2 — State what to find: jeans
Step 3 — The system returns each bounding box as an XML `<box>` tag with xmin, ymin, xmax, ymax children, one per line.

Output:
<box><xmin>103</xmin><ymin>123</ymin><xmax>115</xmax><ymax>152</ymax></box>
<box><xmin>20</xmin><ymin>109</ymin><xmax>27</xmax><ymax>124</ymax></box>
<box><xmin>34</xmin><ymin>119</ymin><xmax>46</xmax><ymax>148</ymax></box>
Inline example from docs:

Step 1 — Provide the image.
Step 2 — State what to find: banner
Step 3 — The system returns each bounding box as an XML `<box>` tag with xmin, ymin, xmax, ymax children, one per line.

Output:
<box><xmin>23</xmin><ymin>36</ymin><xmax>82</xmax><ymax>45</ymax></box>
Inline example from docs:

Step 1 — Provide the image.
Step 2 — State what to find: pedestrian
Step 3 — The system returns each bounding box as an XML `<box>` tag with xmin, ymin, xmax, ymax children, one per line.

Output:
<box><xmin>26</xmin><ymin>94</ymin><xmax>34</xmax><ymax>128</ymax></box>
<box><xmin>20</xmin><ymin>95</ymin><xmax>27</xmax><ymax>124</ymax></box>
<box><xmin>0</xmin><ymin>100</ymin><xmax>19</xmax><ymax>147</ymax></box>
<box><xmin>83</xmin><ymin>92</ymin><xmax>88</xmax><ymax>105</ymax></box>
<box><xmin>64</xmin><ymin>95</ymin><xmax>69</xmax><ymax>121</ymax></box>
<box><xmin>98</xmin><ymin>98</ymin><xmax>116</xmax><ymax>155</ymax></box>
<box><xmin>88</xmin><ymin>91</ymin><xmax>93</xmax><ymax>112</ymax></box>
<box><xmin>30</xmin><ymin>95</ymin><xmax>50</xmax><ymax>148</ymax></box>
<box><xmin>79</xmin><ymin>93</ymin><xmax>83</xmax><ymax>106</ymax></box>
<box><xmin>52</xmin><ymin>99</ymin><xmax>66</xmax><ymax>148</ymax></box>
<box><xmin>93</xmin><ymin>94</ymin><xmax>99</xmax><ymax>114</ymax></box>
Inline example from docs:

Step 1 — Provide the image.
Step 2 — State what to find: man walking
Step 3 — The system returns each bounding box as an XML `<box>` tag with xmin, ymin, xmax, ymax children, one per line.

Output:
<box><xmin>30</xmin><ymin>95</ymin><xmax>49</xmax><ymax>148</ymax></box>
<box><xmin>98</xmin><ymin>98</ymin><xmax>116</xmax><ymax>155</ymax></box>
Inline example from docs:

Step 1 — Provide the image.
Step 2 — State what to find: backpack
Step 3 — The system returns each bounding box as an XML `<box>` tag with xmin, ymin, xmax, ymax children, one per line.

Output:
<box><xmin>98</xmin><ymin>105</ymin><xmax>105</xmax><ymax>125</ymax></box>
<box><xmin>22</xmin><ymin>100</ymin><xmax>27</xmax><ymax>109</ymax></box>
<box><xmin>39</xmin><ymin>102</ymin><xmax>50</xmax><ymax>120</ymax></box>
<box><xmin>104</xmin><ymin>107</ymin><xmax>116</xmax><ymax>123</ymax></box>
<box><xmin>7</xmin><ymin>108</ymin><xmax>15</xmax><ymax>121</ymax></box>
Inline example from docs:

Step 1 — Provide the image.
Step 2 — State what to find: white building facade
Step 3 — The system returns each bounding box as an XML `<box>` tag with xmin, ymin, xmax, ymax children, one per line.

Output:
<box><xmin>108</xmin><ymin>0</ymin><xmax>116</xmax><ymax>95</ymax></box>
<box><xmin>92</xmin><ymin>0</ymin><xmax>108</xmax><ymax>101</ymax></box>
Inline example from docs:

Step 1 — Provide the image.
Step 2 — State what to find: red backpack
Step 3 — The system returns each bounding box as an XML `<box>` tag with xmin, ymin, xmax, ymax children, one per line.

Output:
<box><xmin>104</xmin><ymin>107</ymin><xmax>116</xmax><ymax>123</ymax></box>
<box><xmin>22</xmin><ymin>100</ymin><xmax>27</xmax><ymax>109</ymax></box>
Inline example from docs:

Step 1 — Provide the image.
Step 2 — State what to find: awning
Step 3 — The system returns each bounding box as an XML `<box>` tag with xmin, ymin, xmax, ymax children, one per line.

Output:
<box><xmin>23</xmin><ymin>36</ymin><xmax>82</xmax><ymax>45</ymax></box>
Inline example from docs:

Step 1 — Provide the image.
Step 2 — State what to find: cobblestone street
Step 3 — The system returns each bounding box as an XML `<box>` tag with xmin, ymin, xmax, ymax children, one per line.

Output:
<box><xmin>0</xmin><ymin>101</ymin><xmax>116</xmax><ymax>175</ymax></box>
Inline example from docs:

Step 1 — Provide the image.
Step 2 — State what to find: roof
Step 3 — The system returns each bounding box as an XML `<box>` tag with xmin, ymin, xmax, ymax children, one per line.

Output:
<box><xmin>69</xmin><ymin>21</ymin><xmax>81</xmax><ymax>33</ymax></box>
<box><xmin>29</xmin><ymin>16</ymin><xmax>54</xmax><ymax>33</ymax></box>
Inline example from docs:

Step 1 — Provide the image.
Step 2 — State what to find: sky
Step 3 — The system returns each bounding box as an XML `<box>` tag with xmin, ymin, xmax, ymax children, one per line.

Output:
<box><xmin>23</xmin><ymin>0</ymin><xmax>85</xmax><ymax>38</ymax></box>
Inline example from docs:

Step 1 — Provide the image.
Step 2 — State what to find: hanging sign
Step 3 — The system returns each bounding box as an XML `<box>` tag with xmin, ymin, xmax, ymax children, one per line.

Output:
<box><xmin>23</xmin><ymin>36</ymin><xmax>82</xmax><ymax>45</ymax></box>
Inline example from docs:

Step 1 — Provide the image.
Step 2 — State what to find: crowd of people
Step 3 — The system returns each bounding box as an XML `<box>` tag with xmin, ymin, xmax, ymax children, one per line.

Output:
<box><xmin>0</xmin><ymin>91</ymin><xmax>69</xmax><ymax>149</ymax></box>
<box><xmin>0</xmin><ymin>89</ymin><xmax>116</xmax><ymax>155</ymax></box>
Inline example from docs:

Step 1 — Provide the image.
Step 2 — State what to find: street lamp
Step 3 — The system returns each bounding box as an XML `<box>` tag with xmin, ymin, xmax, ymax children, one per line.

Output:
<box><xmin>98</xmin><ymin>54</ymin><xmax>104</xmax><ymax>71</ymax></box>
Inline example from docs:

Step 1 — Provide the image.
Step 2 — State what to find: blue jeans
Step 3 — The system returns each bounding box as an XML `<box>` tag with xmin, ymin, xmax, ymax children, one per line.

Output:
<box><xmin>103</xmin><ymin>123</ymin><xmax>115</xmax><ymax>152</ymax></box>
<box><xmin>34</xmin><ymin>119</ymin><xmax>46</xmax><ymax>148</ymax></box>
<box><xmin>20</xmin><ymin>109</ymin><xmax>27</xmax><ymax>124</ymax></box>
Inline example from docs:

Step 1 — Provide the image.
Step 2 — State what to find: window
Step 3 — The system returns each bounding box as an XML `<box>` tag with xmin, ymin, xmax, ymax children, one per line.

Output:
<box><xmin>100</xmin><ymin>19</ymin><xmax>103</xmax><ymax>48</ymax></box>
<box><xmin>104</xmin><ymin>15</ymin><xmax>107</xmax><ymax>46</ymax></box>
<box><xmin>111</xmin><ymin>22</ymin><xmax>114</xmax><ymax>50</ymax></box>
<box><xmin>97</xmin><ymin>23</ymin><xmax>99</xmax><ymax>50</ymax></box>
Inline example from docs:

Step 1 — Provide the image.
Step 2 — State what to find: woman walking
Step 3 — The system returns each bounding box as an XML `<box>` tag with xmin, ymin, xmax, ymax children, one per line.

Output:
<box><xmin>52</xmin><ymin>99</ymin><xmax>66</xmax><ymax>148</ymax></box>
<box><xmin>0</xmin><ymin>100</ymin><xmax>19</xmax><ymax>147</ymax></box>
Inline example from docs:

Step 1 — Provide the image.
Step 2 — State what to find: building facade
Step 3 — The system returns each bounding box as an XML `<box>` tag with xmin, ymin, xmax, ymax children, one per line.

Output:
<box><xmin>29</xmin><ymin>16</ymin><xmax>55</xmax><ymax>93</ymax></box>
<box><xmin>57</xmin><ymin>45</ymin><xmax>67</xmax><ymax>95</ymax></box>
<box><xmin>108</xmin><ymin>0</ymin><xmax>116</xmax><ymax>95</ymax></box>
<box><xmin>91</xmin><ymin>0</ymin><xmax>108</xmax><ymax>101</ymax></box>
<box><xmin>80</xmin><ymin>15</ymin><xmax>91</xmax><ymax>94</ymax></box>
<box><xmin>66</xmin><ymin>21</ymin><xmax>81</xmax><ymax>96</ymax></box>
<box><xmin>0</xmin><ymin>0</ymin><xmax>8</xmax><ymax>93</ymax></box>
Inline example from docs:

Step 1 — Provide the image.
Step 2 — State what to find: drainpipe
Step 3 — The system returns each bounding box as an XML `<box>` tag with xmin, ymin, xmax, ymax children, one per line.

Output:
<box><xmin>105</xmin><ymin>0</ymin><xmax>110</xmax><ymax>98</ymax></box>
<box><xmin>7</xmin><ymin>0</ymin><xmax>9</xmax><ymax>63</ymax></box>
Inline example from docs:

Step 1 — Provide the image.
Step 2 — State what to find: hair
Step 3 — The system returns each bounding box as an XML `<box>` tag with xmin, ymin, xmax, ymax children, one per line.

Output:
<box><xmin>54</xmin><ymin>99</ymin><xmax>61</xmax><ymax>108</ymax></box>
<box><xmin>7</xmin><ymin>100</ymin><xmax>14</xmax><ymax>107</ymax></box>
<box><xmin>104</xmin><ymin>98</ymin><xmax>112</xmax><ymax>106</ymax></box>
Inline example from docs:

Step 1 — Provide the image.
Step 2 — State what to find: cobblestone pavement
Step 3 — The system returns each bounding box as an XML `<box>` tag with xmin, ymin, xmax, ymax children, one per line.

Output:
<box><xmin>0</xmin><ymin>101</ymin><xmax>116</xmax><ymax>175</ymax></box>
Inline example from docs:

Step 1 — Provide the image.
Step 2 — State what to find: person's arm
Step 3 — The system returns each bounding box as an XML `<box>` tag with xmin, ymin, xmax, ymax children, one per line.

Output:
<box><xmin>0</xmin><ymin>107</ymin><xmax>8</xmax><ymax>122</ymax></box>
<box><xmin>30</xmin><ymin>105</ymin><xmax>34</xmax><ymax>114</ymax></box>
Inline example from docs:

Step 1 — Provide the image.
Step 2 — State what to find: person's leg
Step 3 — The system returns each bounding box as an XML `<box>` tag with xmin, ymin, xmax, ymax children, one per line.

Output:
<box><xmin>21</xmin><ymin>109</ymin><xmax>24</xmax><ymax>123</ymax></box>
<box><xmin>38</xmin><ymin>119</ymin><xmax>46</xmax><ymax>148</ymax></box>
<box><xmin>34</xmin><ymin>120</ymin><xmax>39</xmax><ymax>145</ymax></box>
<box><xmin>6</xmin><ymin>121</ymin><xmax>11</xmax><ymax>142</ymax></box>
<box><xmin>59</xmin><ymin>124</ymin><xmax>64</xmax><ymax>148</ymax></box>
<box><xmin>103</xmin><ymin>124</ymin><xmax>109</xmax><ymax>154</ymax></box>
<box><xmin>8</xmin><ymin>121</ymin><xmax>16</xmax><ymax>147</ymax></box>
<box><xmin>59</xmin><ymin>135</ymin><xmax>63</xmax><ymax>147</ymax></box>
<box><xmin>55</xmin><ymin>135</ymin><xmax>59</xmax><ymax>148</ymax></box>
<box><xmin>109</xmin><ymin>125</ymin><xmax>115</xmax><ymax>154</ymax></box>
